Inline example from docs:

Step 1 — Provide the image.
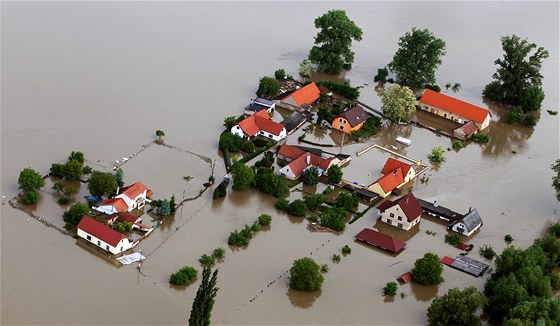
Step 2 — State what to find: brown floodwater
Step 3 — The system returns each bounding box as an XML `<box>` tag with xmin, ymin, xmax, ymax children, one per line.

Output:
<box><xmin>1</xmin><ymin>2</ymin><xmax>559</xmax><ymax>325</ymax></box>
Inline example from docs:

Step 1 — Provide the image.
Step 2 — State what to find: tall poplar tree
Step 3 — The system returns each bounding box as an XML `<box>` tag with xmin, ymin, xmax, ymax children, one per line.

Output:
<box><xmin>188</xmin><ymin>266</ymin><xmax>219</xmax><ymax>326</ymax></box>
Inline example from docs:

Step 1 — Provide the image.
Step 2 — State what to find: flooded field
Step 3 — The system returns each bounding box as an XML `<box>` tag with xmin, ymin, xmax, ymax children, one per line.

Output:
<box><xmin>2</xmin><ymin>2</ymin><xmax>559</xmax><ymax>325</ymax></box>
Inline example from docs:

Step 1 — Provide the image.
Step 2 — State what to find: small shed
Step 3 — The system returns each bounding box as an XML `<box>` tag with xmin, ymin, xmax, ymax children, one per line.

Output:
<box><xmin>453</xmin><ymin>121</ymin><xmax>479</xmax><ymax>140</ymax></box>
<box><xmin>355</xmin><ymin>228</ymin><xmax>406</xmax><ymax>253</ymax></box>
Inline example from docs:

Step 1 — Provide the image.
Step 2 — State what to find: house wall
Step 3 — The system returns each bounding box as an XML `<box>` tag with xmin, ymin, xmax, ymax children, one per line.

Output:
<box><xmin>257</xmin><ymin>128</ymin><xmax>286</xmax><ymax>142</ymax></box>
<box><xmin>77</xmin><ymin>229</ymin><xmax>132</xmax><ymax>255</ymax></box>
<box><xmin>451</xmin><ymin>222</ymin><xmax>481</xmax><ymax>237</ymax></box>
<box><xmin>231</xmin><ymin>125</ymin><xmax>250</xmax><ymax>139</ymax></box>
<box><xmin>282</xmin><ymin>97</ymin><xmax>299</xmax><ymax>108</ymax></box>
<box><xmin>403</xmin><ymin>168</ymin><xmax>416</xmax><ymax>183</ymax></box>
<box><xmin>379</xmin><ymin>205</ymin><xmax>420</xmax><ymax>231</ymax></box>
<box><xmin>117</xmin><ymin>190</ymin><xmax>148</xmax><ymax>212</ymax></box>
<box><xmin>418</xmin><ymin>101</ymin><xmax>490</xmax><ymax>130</ymax></box>
<box><xmin>279</xmin><ymin>166</ymin><xmax>298</xmax><ymax>180</ymax></box>
<box><xmin>332</xmin><ymin>116</ymin><xmax>363</xmax><ymax>134</ymax></box>
<box><xmin>368</xmin><ymin>183</ymin><xmax>390</xmax><ymax>197</ymax></box>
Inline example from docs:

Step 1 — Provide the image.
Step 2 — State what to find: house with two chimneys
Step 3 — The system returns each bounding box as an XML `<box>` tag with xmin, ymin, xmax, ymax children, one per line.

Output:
<box><xmin>277</xmin><ymin>144</ymin><xmax>338</xmax><ymax>180</ymax></box>
<box><xmin>376</xmin><ymin>192</ymin><xmax>423</xmax><ymax>231</ymax></box>
<box><xmin>418</xmin><ymin>89</ymin><xmax>491</xmax><ymax>131</ymax></box>
<box><xmin>368</xmin><ymin>158</ymin><xmax>418</xmax><ymax>198</ymax></box>
<box><xmin>331</xmin><ymin>105</ymin><xmax>370</xmax><ymax>134</ymax></box>
<box><xmin>94</xmin><ymin>182</ymin><xmax>153</xmax><ymax>215</ymax></box>
<box><xmin>231</xmin><ymin>110</ymin><xmax>287</xmax><ymax>142</ymax></box>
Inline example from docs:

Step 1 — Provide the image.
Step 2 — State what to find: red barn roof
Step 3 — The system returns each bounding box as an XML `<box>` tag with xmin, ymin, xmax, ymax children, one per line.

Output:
<box><xmin>121</xmin><ymin>182</ymin><xmax>148</xmax><ymax>199</ymax></box>
<box><xmin>372</xmin><ymin>167</ymin><xmax>404</xmax><ymax>193</ymax></box>
<box><xmin>381</xmin><ymin>158</ymin><xmax>413</xmax><ymax>176</ymax></box>
<box><xmin>420</xmin><ymin>89</ymin><xmax>490</xmax><ymax>123</ymax></box>
<box><xmin>355</xmin><ymin>228</ymin><xmax>406</xmax><ymax>253</ymax></box>
<box><xmin>77</xmin><ymin>216</ymin><xmax>127</xmax><ymax>247</ymax></box>
<box><xmin>286</xmin><ymin>153</ymin><xmax>334</xmax><ymax>178</ymax></box>
<box><xmin>278</xmin><ymin>144</ymin><xmax>306</xmax><ymax>161</ymax></box>
<box><xmin>284</xmin><ymin>82</ymin><xmax>320</xmax><ymax>106</ymax></box>
<box><xmin>237</xmin><ymin>110</ymin><xmax>285</xmax><ymax>136</ymax></box>
<box><xmin>97</xmin><ymin>197</ymin><xmax>128</xmax><ymax>213</ymax></box>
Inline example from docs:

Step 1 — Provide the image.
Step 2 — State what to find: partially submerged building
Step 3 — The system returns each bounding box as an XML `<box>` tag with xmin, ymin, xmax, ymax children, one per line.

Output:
<box><xmin>332</xmin><ymin>106</ymin><xmax>369</xmax><ymax>134</ymax></box>
<box><xmin>376</xmin><ymin>192</ymin><xmax>423</xmax><ymax>231</ymax></box>
<box><xmin>244</xmin><ymin>98</ymin><xmax>276</xmax><ymax>116</ymax></box>
<box><xmin>94</xmin><ymin>182</ymin><xmax>153</xmax><ymax>215</ymax></box>
<box><xmin>355</xmin><ymin>228</ymin><xmax>406</xmax><ymax>253</ymax></box>
<box><xmin>231</xmin><ymin>109</ymin><xmax>287</xmax><ymax>141</ymax></box>
<box><xmin>276</xmin><ymin>82</ymin><xmax>320</xmax><ymax>111</ymax></box>
<box><xmin>368</xmin><ymin>158</ymin><xmax>417</xmax><ymax>198</ymax></box>
<box><xmin>77</xmin><ymin>216</ymin><xmax>137</xmax><ymax>255</ymax></box>
<box><xmin>449</xmin><ymin>208</ymin><xmax>483</xmax><ymax>236</ymax></box>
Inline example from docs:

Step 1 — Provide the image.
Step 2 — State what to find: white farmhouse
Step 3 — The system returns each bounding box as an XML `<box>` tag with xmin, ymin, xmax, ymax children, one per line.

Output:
<box><xmin>77</xmin><ymin>216</ymin><xmax>137</xmax><ymax>255</ymax></box>
<box><xmin>94</xmin><ymin>182</ymin><xmax>153</xmax><ymax>215</ymax></box>
<box><xmin>231</xmin><ymin>109</ymin><xmax>286</xmax><ymax>141</ymax></box>
<box><xmin>376</xmin><ymin>192</ymin><xmax>423</xmax><ymax>231</ymax></box>
<box><xmin>449</xmin><ymin>208</ymin><xmax>483</xmax><ymax>236</ymax></box>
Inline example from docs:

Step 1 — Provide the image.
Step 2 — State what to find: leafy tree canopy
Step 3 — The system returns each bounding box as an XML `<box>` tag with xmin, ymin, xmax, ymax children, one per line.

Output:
<box><xmin>308</xmin><ymin>10</ymin><xmax>363</xmax><ymax>74</ymax></box>
<box><xmin>551</xmin><ymin>159</ymin><xmax>560</xmax><ymax>201</ymax></box>
<box><xmin>376</xmin><ymin>84</ymin><xmax>417</xmax><ymax>122</ymax></box>
<box><xmin>289</xmin><ymin>257</ymin><xmax>324</xmax><ymax>291</ymax></box>
<box><xmin>334</xmin><ymin>190</ymin><xmax>358</xmax><ymax>211</ymax></box>
<box><xmin>388</xmin><ymin>28</ymin><xmax>446</xmax><ymax>88</ymax></box>
<box><xmin>63</xmin><ymin>202</ymin><xmax>90</xmax><ymax>229</ymax></box>
<box><xmin>412</xmin><ymin>252</ymin><xmax>444</xmax><ymax>285</ymax></box>
<box><xmin>256</xmin><ymin>76</ymin><xmax>280</xmax><ymax>98</ymax></box>
<box><xmin>427</xmin><ymin>286</ymin><xmax>487</xmax><ymax>326</ymax></box>
<box><xmin>231</xmin><ymin>163</ymin><xmax>255</xmax><ymax>191</ymax></box>
<box><xmin>483</xmin><ymin>35</ymin><xmax>549</xmax><ymax>112</ymax></box>
<box><xmin>188</xmin><ymin>266</ymin><xmax>219</xmax><ymax>326</ymax></box>
<box><xmin>88</xmin><ymin>171</ymin><xmax>118</xmax><ymax>198</ymax></box>
<box><xmin>68</xmin><ymin>151</ymin><xmax>85</xmax><ymax>164</ymax></box>
<box><xmin>63</xmin><ymin>159</ymin><xmax>83</xmax><ymax>180</ymax></box>
<box><xmin>327</xmin><ymin>165</ymin><xmax>343</xmax><ymax>184</ymax></box>
<box><xmin>18</xmin><ymin>167</ymin><xmax>45</xmax><ymax>193</ymax></box>
<box><xmin>299</xmin><ymin>59</ymin><xmax>314</xmax><ymax>77</ymax></box>
<box><xmin>302</xmin><ymin>166</ymin><xmax>319</xmax><ymax>186</ymax></box>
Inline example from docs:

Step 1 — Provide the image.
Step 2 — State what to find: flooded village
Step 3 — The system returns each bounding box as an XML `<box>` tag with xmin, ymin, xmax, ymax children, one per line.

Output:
<box><xmin>2</xmin><ymin>2</ymin><xmax>559</xmax><ymax>325</ymax></box>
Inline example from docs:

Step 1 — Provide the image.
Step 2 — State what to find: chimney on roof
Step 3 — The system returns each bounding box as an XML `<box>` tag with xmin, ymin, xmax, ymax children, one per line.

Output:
<box><xmin>469</xmin><ymin>207</ymin><xmax>472</xmax><ymax>213</ymax></box>
<box><xmin>405</xmin><ymin>197</ymin><xmax>409</xmax><ymax>204</ymax></box>
<box><xmin>393</xmin><ymin>170</ymin><xmax>397</xmax><ymax>176</ymax></box>
<box><xmin>306</xmin><ymin>154</ymin><xmax>311</xmax><ymax>165</ymax></box>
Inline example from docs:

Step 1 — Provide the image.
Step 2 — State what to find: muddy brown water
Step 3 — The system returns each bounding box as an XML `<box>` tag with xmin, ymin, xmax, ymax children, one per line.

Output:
<box><xmin>1</xmin><ymin>2</ymin><xmax>559</xmax><ymax>325</ymax></box>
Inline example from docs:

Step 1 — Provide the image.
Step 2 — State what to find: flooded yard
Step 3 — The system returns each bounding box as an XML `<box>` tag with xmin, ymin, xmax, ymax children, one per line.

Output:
<box><xmin>2</xmin><ymin>1</ymin><xmax>558</xmax><ymax>325</ymax></box>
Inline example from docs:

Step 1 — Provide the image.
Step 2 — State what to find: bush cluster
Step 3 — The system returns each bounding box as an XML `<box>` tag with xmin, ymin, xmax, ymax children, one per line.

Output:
<box><xmin>169</xmin><ymin>266</ymin><xmax>198</xmax><ymax>285</ymax></box>
<box><xmin>445</xmin><ymin>233</ymin><xmax>461</xmax><ymax>246</ymax></box>
<box><xmin>212</xmin><ymin>182</ymin><xmax>228</xmax><ymax>200</ymax></box>
<box><xmin>471</xmin><ymin>134</ymin><xmax>490</xmax><ymax>143</ymax></box>
<box><xmin>317</xmin><ymin>80</ymin><xmax>360</xmax><ymax>100</ymax></box>
<box><xmin>228</xmin><ymin>215</ymin><xmax>273</xmax><ymax>247</ymax></box>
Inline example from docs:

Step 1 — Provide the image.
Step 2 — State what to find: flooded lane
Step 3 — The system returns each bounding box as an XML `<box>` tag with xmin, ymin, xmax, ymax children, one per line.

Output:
<box><xmin>2</xmin><ymin>2</ymin><xmax>558</xmax><ymax>325</ymax></box>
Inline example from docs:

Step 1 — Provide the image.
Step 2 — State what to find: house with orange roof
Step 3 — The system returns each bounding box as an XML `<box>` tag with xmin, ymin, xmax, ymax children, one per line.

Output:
<box><xmin>279</xmin><ymin>151</ymin><xmax>335</xmax><ymax>180</ymax></box>
<box><xmin>418</xmin><ymin>89</ymin><xmax>491</xmax><ymax>130</ymax></box>
<box><xmin>376</xmin><ymin>192</ymin><xmax>423</xmax><ymax>231</ymax></box>
<box><xmin>367</xmin><ymin>158</ymin><xmax>417</xmax><ymax>198</ymax></box>
<box><xmin>231</xmin><ymin>109</ymin><xmax>287</xmax><ymax>141</ymax></box>
<box><xmin>381</xmin><ymin>158</ymin><xmax>417</xmax><ymax>184</ymax></box>
<box><xmin>77</xmin><ymin>216</ymin><xmax>137</xmax><ymax>255</ymax></box>
<box><xmin>332</xmin><ymin>106</ymin><xmax>370</xmax><ymax>134</ymax></box>
<box><xmin>93</xmin><ymin>182</ymin><xmax>153</xmax><ymax>215</ymax></box>
<box><xmin>278</xmin><ymin>82</ymin><xmax>320</xmax><ymax>110</ymax></box>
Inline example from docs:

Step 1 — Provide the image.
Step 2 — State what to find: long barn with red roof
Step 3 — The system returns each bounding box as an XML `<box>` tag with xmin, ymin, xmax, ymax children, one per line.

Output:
<box><xmin>77</xmin><ymin>216</ymin><xmax>136</xmax><ymax>255</ymax></box>
<box><xmin>418</xmin><ymin>89</ymin><xmax>491</xmax><ymax>130</ymax></box>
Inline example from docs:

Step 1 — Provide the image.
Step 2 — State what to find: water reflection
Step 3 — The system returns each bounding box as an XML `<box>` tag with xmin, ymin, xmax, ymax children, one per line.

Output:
<box><xmin>287</xmin><ymin>288</ymin><xmax>322</xmax><ymax>309</ymax></box>
<box><xmin>410</xmin><ymin>282</ymin><xmax>439</xmax><ymax>302</ymax></box>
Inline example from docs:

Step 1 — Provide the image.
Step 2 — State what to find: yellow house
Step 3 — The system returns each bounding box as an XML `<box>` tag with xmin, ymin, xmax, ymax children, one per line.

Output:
<box><xmin>418</xmin><ymin>89</ymin><xmax>491</xmax><ymax>130</ymax></box>
<box><xmin>332</xmin><ymin>106</ymin><xmax>369</xmax><ymax>134</ymax></box>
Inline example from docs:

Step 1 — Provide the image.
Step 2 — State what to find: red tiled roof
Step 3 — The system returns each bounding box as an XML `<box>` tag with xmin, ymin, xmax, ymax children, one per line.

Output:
<box><xmin>397</xmin><ymin>272</ymin><xmax>412</xmax><ymax>284</ymax></box>
<box><xmin>287</xmin><ymin>153</ymin><xmax>333</xmax><ymax>178</ymax></box>
<box><xmin>420</xmin><ymin>89</ymin><xmax>490</xmax><ymax>123</ymax></box>
<box><xmin>373</xmin><ymin>167</ymin><xmax>404</xmax><ymax>193</ymax></box>
<box><xmin>381</xmin><ymin>158</ymin><xmax>413</xmax><ymax>176</ymax></box>
<box><xmin>254</xmin><ymin>115</ymin><xmax>284</xmax><ymax>136</ymax></box>
<box><xmin>278</xmin><ymin>144</ymin><xmax>306</xmax><ymax>161</ymax></box>
<box><xmin>237</xmin><ymin>110</ymin><xmax>284</xmax><ymax>136</ymax></box>
<box><xmin>98</xmin><ymin>197</ymin><xmax>128</xmax><ymax>213</ymax></box>
<box><xmin>441</xmin><ymin>256</ymin><xmax>455</xmax><ymax>266</ymax></box>
<box><xmin>77</xmin><ymin>216</ymin><xmax>126</xmax><ymax>247</ymax></box>
<box><xmin>456</xmin><ymin>121</ymin><xmax>479</xmax><ymax>134</ymax></box>
<box><xmin>122</xmin><ymin>182</ymin><xmax>148</xmax><ymax>199</ymax></box>
<box><xmin>455</xmin><ymin>243</ymin><xmax>471</xmax><ymax>251</ymax></box>
<box><xmin>116</xmin><ymin>212</ymin><xmax>140</xmax><ymax>224</ymax></box>
<box><xmin>355</xmin><ymin>228</ymin><xmax>406</xmax><ymax>253</ymax></box>
<box><xmin>146</xmin><ymin>189</ymin><xmax>153</xmax><ymax>198</ymax></box>
<box><xmin>284</xmin><ymin>82</ymin><xmax>320</xmax><ymax>106</ymax></box>
<box><xmin>377</xmin><ymin>193</ymin><xmax>422</xmax><ymax>222</ymax></box>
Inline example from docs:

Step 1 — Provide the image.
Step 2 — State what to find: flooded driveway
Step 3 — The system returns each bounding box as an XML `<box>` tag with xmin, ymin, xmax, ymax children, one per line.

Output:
<box><xmin>2</xmin><ymin>2</ymin><xmax>558</xmax><ymax>325</ymax></box>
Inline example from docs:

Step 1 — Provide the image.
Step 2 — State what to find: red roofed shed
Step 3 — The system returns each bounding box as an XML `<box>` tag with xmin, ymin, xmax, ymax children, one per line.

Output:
<box><xmin>355</xmin><ymin>228</ymin><xmax>406</xmax><ymax>253</ymax></box>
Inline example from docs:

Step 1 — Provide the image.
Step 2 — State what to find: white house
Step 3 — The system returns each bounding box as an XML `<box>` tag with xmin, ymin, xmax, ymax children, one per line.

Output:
<box><xmin>93</xmin><ymin>182</ymin><xmax>152</xmax><ymax>215</ymax></box>
<box><xmin>77</xmin><ymin>216</ymin><xmax>137</xmax><ymax>255</ymax></box>
<box><xmin>231</xmin><ymin>109</ymin><xmax>287</xmax><ymax>141</ymax></box>
<box><xmin>376</xmin><ymin>193</ymin><xmax>423</xmax><ymax>231</ymax></box>
<box><xmin>449</xmin><ymin>208</ymin><xmax>483</xmax><ymax>236</ymax></box>
<box><xmin>244</xmin><ymin>98</ymin><xmax>276</xmax><ymax>116</ymax></box>
<box><xmin>279</xmin><ymin>152</ymin><xmax>335</xmax><ymax>180</ymax></box>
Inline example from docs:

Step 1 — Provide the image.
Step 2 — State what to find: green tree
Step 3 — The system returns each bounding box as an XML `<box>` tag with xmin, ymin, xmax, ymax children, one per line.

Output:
<box><xmin>88</xmin><ymin>171</ymin><xmax>118</xmax><ymax>198</ymax></box>
<box><xmin>299</xmin><ymin>59</ymin><xmax>314</xmax><ymax>77</ymax></box>
<box><xmin>428</xmin><ymin>146</ymin><xmax>446</xmax><ymax>162</ymax></box>
<box><xmin>287</xmin><ymin>199</ymin><xmax>307</xmax><ymax>217</ymax></box>
<box><xmin>199</xmin><ymin>254</ymin><xmax>216</xmax><ymax>267</ymax></box>
<box><xmin>18</xmin><ymin>167</ymin><xmax>45</xmax><ymax>193</ymax></box>
<box><xmin>383</xmin><ymin>282</ymin><xmax>398</xmax><ymax>296</ymax></box>
<box><xmin>188</xmin><ymin>266</ymin><xmax>219</xmax><ymax>326</ymax></box>
<box><xmin>551</xmin><ymin>159</ymin><xmax>560</xmax><ymax>201</ymax></box>
<box><xmin>68</xmin><ymin>151</ymin><xmax>85</xmax><ymax>164</ymax></box>
<box><xmin>63</xmin><ymin>202</ymin><xmax>90</xmax><ymax>229</ymax></box>
<box><xmin>289</xmin><ymin>257</ymin><xmax>324</xmax><ymax>291</ymax></box>
<box><xmin>274</xmin><ymin>69</ymin><xmax>286</xmax><ymax>80</ymax></box>
<box><xmin>483</xmin><ymin>35</ymin><xmax>549</xmax><ymax>112</ymax></box>
<box><xmin>114</xmin><ymin>168</ymin><xmax>124</xmax><ymax>188</ymax></box>
<box><xmin>412</xmin><ymin>252</ymin><xmax>444</xmax><ymax>285</ymax></box>
<box><xmin>452</xmin><ymin>83</ymin><xmax>462</xmax><ymax>92</ymax></box>
<box><xmin>377</xmin><ymin>84</ymin><xmax>417</xmax><ymax>122</ymax></box>
<box><xmin>327</xmin><ymin>165</ymin><xmax>343</xmax><ymax>184</ymax></box>
<box><xmin>22</xmin><ymin>191</ymin><xmax>39</xmax><ymax>205</ymax></box>
<box><xmin>219</xmin><ymin>132</ymin><xmax>244</xmax><ymax>152</ymax></box>
<box><xmin>303</xmin><ymin>193</ymin><xmax>324</xmax><ymax>211</ymax></box>
<box><xmin>159</xmin><ymin>199</ymin><xmax>171</xmax><ymax>216</ymax></box>
<box><xmin>302</xmin><ymin>166</ymin><xmax>319</xmax><ymax>186</ymax></box>
<box><xmin>156</xmin><ymin>129</ymin><xmax>165</xmax><ymax>140</ymax></box>
<box><xmin>231</xmin><ymin>163</ymin><xmax>255</xmax><ymax>191</ymax></box>
<box><xmin>62</xmin><ymin>160</ymin><xmax>83</xmax><ymax>180</ymax></box>
<box><xmin>427</xmin><ymin>286</ymin><xmax>487</xmax><ymax>326</ymax></box>
<box><xmin>170</xmin><ymin>266</ymin><xmax>198</xmax><ymax>285</ymax></box>
<box><xmin>212</xmin><ymin>247</ymin><xmax>225</xmax><ymax>260</ymax></box>
<box><xmin>52</xmin><ymin>181</ymin><xmax>65</xmax><ymax>194</ymax></box>
<box><xmin>63</xmin><ymin>187</ymin><xmax>77</xmax><ymax>197</ymax></box>
<box><xmin>308</xmin><ymin>10</ymin><xmax>363</xmax><ymax>74</ymax></box>
<box><xmin>258</xmin><ymin>214</ymin><xmax>272</xmax><ymax>226</ymax></box>
<box><xmin>223</xmin><ymin>116</ymin><xmax>238</xmax><ymax>130</ymax></box>
<box><xmin>256</xmin><ymin>76</ymin><xmax>280</xmax><ymax>98</ymax></box>
<box><xmin>334</xmin><ymin>190</ymin><xmax>358</xmax><ymax>211</ymax></box>
<box><xmin>387</xmin><ymin>28</ymin><xmax>446</xmax><ymax>88</ymax></box>
<box><xmin>320</xmin><ymin>206</ymin><xmax>347</xmax><ymax>231</ymax></box>
<box><xmin>374</xmin><ymin>67</ymin><xmax>389</xmax><ymax>83</ymax></box>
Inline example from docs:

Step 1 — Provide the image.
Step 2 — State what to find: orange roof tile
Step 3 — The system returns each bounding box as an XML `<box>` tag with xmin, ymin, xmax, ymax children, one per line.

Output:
<box><xmin>237</xmin><ymin>110</ymin><xmax>284</xmax><ymax>136</ymax></box>
<box><xmin>121</xmin><ymin>182</ymin><xmax>148</xmax><ymax>199</ymax></box>
<box><xmin>284</xmin><ymin>82</ymin><xmax>320</xmax><ymax>106</ymax></box>
<box><xmin>278</xmin><ymin>144</ymin><xmax>306</xmax><ymax>160</ymax></box>
<box><xmin>116</xmin><ymin>212</ymin><xmax>141</xmax><ymax>224</ymax></box>
<box><xmin>381</xmin><ymin>158</ymin><xmax>413</xmax><ymax>176</ymax></box>
<box><xmin>287</xmin><ymin>153</ymin><xmax>333</xmax><ymax>178</ymax></box>
<box><xmin>98</xmin><ymin>198</ymin><xmax>128</xmax><ymax>213</ymax></box>
<box><xmin>254</xmin><ymin>115</ymin><xmax>285</xmax><ymax>136</ymax></box>
<box><xmin>420</xmin><ymin>89</ymin><xmax>490</xmax><ymax>123</ymax></box>
<box><xmin>373</xmin><ymin>167</ymin><xmax>404</xmax><ymax>193</ymax></box>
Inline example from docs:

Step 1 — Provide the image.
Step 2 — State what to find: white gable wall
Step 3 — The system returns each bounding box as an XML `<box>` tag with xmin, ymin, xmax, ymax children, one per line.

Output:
<box><xmin>77</xmin><ymin>228</ymin><xmax>133</xmax><ymax>255</ymax></box>
<box><xmin>379</xmin><ymin>204</ymin><xmax>420</xmax><ymax>231</ymax></box>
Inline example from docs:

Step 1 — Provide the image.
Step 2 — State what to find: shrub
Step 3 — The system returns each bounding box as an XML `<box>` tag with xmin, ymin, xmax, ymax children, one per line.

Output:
<box><xmin>320</xmin><ymin>206</ymin><xmax>347</xmax><ymax>232</ymax></box>
<box><xmin>332</xmin><ymin>254</ymin><xmax>341</xmax><ymax>263</ymax></box>
<box><xmin>320</xmin><ymin>264</ymin><xmax>329</xmax><ymax>273</ymax></box>
<box><xmin>411</xmin><ymin>252</ymin><xmax>444</xmax><ymax>285</ymax></box>
<box><xmin>50</xmin><ymin>163</ymin><xmax>64</xmax><ymax>178</ymax></box>
<box><xmin>287</xmin><ymin>199</ymin><xmax>308</xmax><ymax>217</ymax></box>
<box><xmin>316</xmin><ymin>80</ymin><xmax>360</xmax><ymax>100</ymax></box>
<box><xmin>383</xmin><ymin>282</ymin><xmax>398</xmax><ymax>296</ymax></box>
<box><xmin>250</xmin><ymin>221</ymin><xmax>261</xmax><ymax>232</ymax></box>
<box><xmin>322</xmin><ymin>187</ymin><xmax>334</xmax><ymax>195</ymax></box>
<box><xmin>274</xmin><ymin>69</ymin><xmax>286</xmax><ymax>80</ymax></box>
<box><xmin>57</xmin><ymin>196</ymin><xmax>70</xmax><ymax>205</ymax></box>
<box><xmin>252</xmin><ymin>138</ymin><xmax>268</xmax><ymax>148</ymax></box>
<box><xmin>479</xmin><ymin>245</ymin><xmax>496</xmax><ymax>260</ymax></box>
<box><xmin>22</xmin><ymin>191</ymin><xmax>39</xmax><ymax>205</ymax></box>
<box><xmin>212</xmin><ymin>247</ymin><xmax>225</xmax><ymax>260</ymax></box>
<box><xmin>228</xmin><ymin>225</ymin><xmax>253</xmax><ymax>247</ymax></box>
<box><xmin>374</xmin><ymin>67</ymin><xmax>389</xmax><ymax>83</ymax></box>
<box><xmin>219</xmin><ymin>132</ymin><xmax>244</xmax><ymax>152</ymax></box>
<box><xmin>308</xmin><ymin>212</ymin><xmax>319</xmax><ymax>222</ymax></box>
<box><xmin>334</xmin><ymin>190</ymin><xmax>358</xmax><ymax>211</ymax></box>
<box><xmin>199</xmin><ymin>254</ymin><xmax>216</xmax><ymax>267</ymax></box>
<box><xmin>504</xmin><ymin>234</ymin><xmax>514</xmax><ymax>243</ymax></box>
<box><xmin>289</xmin><ymin>257</ymin><xmax>324</xmax><ymax>291</ymax></box>
<box><xmin>424</xmin><ymin>84</ymin><xmax>441</xmax><ymax>92</ymax></box>
<box><xmin>342</xmin><ymin>245</ymin><xmax>351</xmax><ymax>255</ymax></box>
<box><xmin>241</xmin><ymin>141</ymin><xmax>255</xmax><ymax>154</ymax></box>
<box><xmin>551</xmin><ymin>273</ymin><xmax>560</xmax><ymax>290</ymax></box>
<box><xmin>258</xmin><ymin>214</ymin><xmax>272</xmax><ymax>226</ymax></box>
<box><xmin>302</xmin><ymin>166</ymin><xmax>319</xmax><ymax>186</ymax></box>
<box><xmin>82</xmin><ymin>166</ymin><xmax>92</xmax><ymax>174</ymax></box>
<box><xmin>303</xmin><ymin>193</ymin><xmax>324</xmax><ymax>211</ymax></box>
<box><xmin>63</xmin><ymin>202</ymin><xmax>90</xmax><ymax>229</ymax></box>
<box><xmin>275</xmin><ymin>197</ymin><xmax>289</xmax><ymax>211</ymax></box>
<box><xmin>327</xmin><ymin>165</ymin><xmax>343</xmax><ymax>184</ymax></box>
<box><xmin>428</xmin><ymin>146</ymin><xmax>445</xmax><ymax>162</ymax></box>
<box><xmin>445</xmin><ymin>234</ymin><xmax>461</xmax><ymax>246</ymax></box>
<box><xmin>471</xmin><ymin>134</ymin><xmax>490</xmax><ymax>143</ymax></box>
<box><xmin>549</xmin><ymin>223</ymin><xmax>560</xmax><ymax>237</ymax></box>
<box><xmin>170</xmin><ymin>266</ymin><xmax>198</xmax><ymax>285</ymax></box>
<box><xmin>452</xmin><ymin>140</ymin><xmax>463</xmax><ymax>150</ymax></box>
<box><xmin>256</xmin><ymin>76</ymin><xmax>280</xmax><ymax>98</ymax></box>
<box><xmin>114</xmin><ymin>221</ymin><xmax>133</xmax><ymax>234</ymax></box>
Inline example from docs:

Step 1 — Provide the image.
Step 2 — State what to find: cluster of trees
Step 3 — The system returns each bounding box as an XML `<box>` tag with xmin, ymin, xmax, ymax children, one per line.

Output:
<box><xmin>227</xmin><ymin>214</ymin><xmax>272</xmax><ymax>247</ymax></box>
<box><xmin>256</xmin><ymin>76</ymin><xmax>280</xmax><ymax>98</ymax></box>
<box><xmin>427</xmin><ymin>286</ymin><xmax>486</xmax><ymax>325</ymax></box>
<box><xmin>552</xmin><ymin>160</ymin><xmax>560</xmax><ymax>201</ymax></box>
<box><xmin>289</xmin><ymin>257</ymin><xmax>324</xmax><ymax>291</ymax></box>
<box><xmin>150</xmin><ymin>195</ymin><xmax>177</xmax><ymax>216</ymax></box>
<box><xmin>275</xmin><ymin>197</ymin><xmax>307</xmax><ymax>217</ymax></box>
<box><xmin>50</xmin><ymin>151</ymin><xmax>89</xmax><ymax>181</ymax></box>
<box><xmin>113</xmin><ymin>221</ymin><xmax>132</xmax><ymax>234</ymax></box>
<box><xmin>219</xmin><ymin>132</ymin><xmax>244</xmax><ymax>152</ymax></box>
<box><xmin>348</xmin><ymin>116</ymin><xmax>383</xmax><ymax>142</ymax></box>
<box><xmin>18</xmin><ymin>167</ymin><xmax>45</xmax><ymax>204</ymax></box>
<box><xmin>88</xmin><ymin>171</ymin><xmax>118</xmax><ymax>198</ymax></box>
<box><xmin>254</xmin><ymin>167</ymin><xmax>289</xmax><ymax>197</ymax></box>
<box><xmin>316</xmin><ymin>80</ymin><xmax>360</xmax><ymax>100</ymax></box>
<box><xmin>63</xmin><ymin>202</ymin><xmax>90</xmax><ymax>229</ymax></box>
<box><xmin>212</xmin><ymin>181</ymin><xmax>228</xmax><ymax>200</ymax></box>
<box><xmin>170</xmin><ymin>266</ymin><xmax>198</xmax><ymax>286</ymax></box>
<box><xmin>52</xmin><ymin>181</ymin><xmax>77</xmax><ymax>205</ymax></box>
